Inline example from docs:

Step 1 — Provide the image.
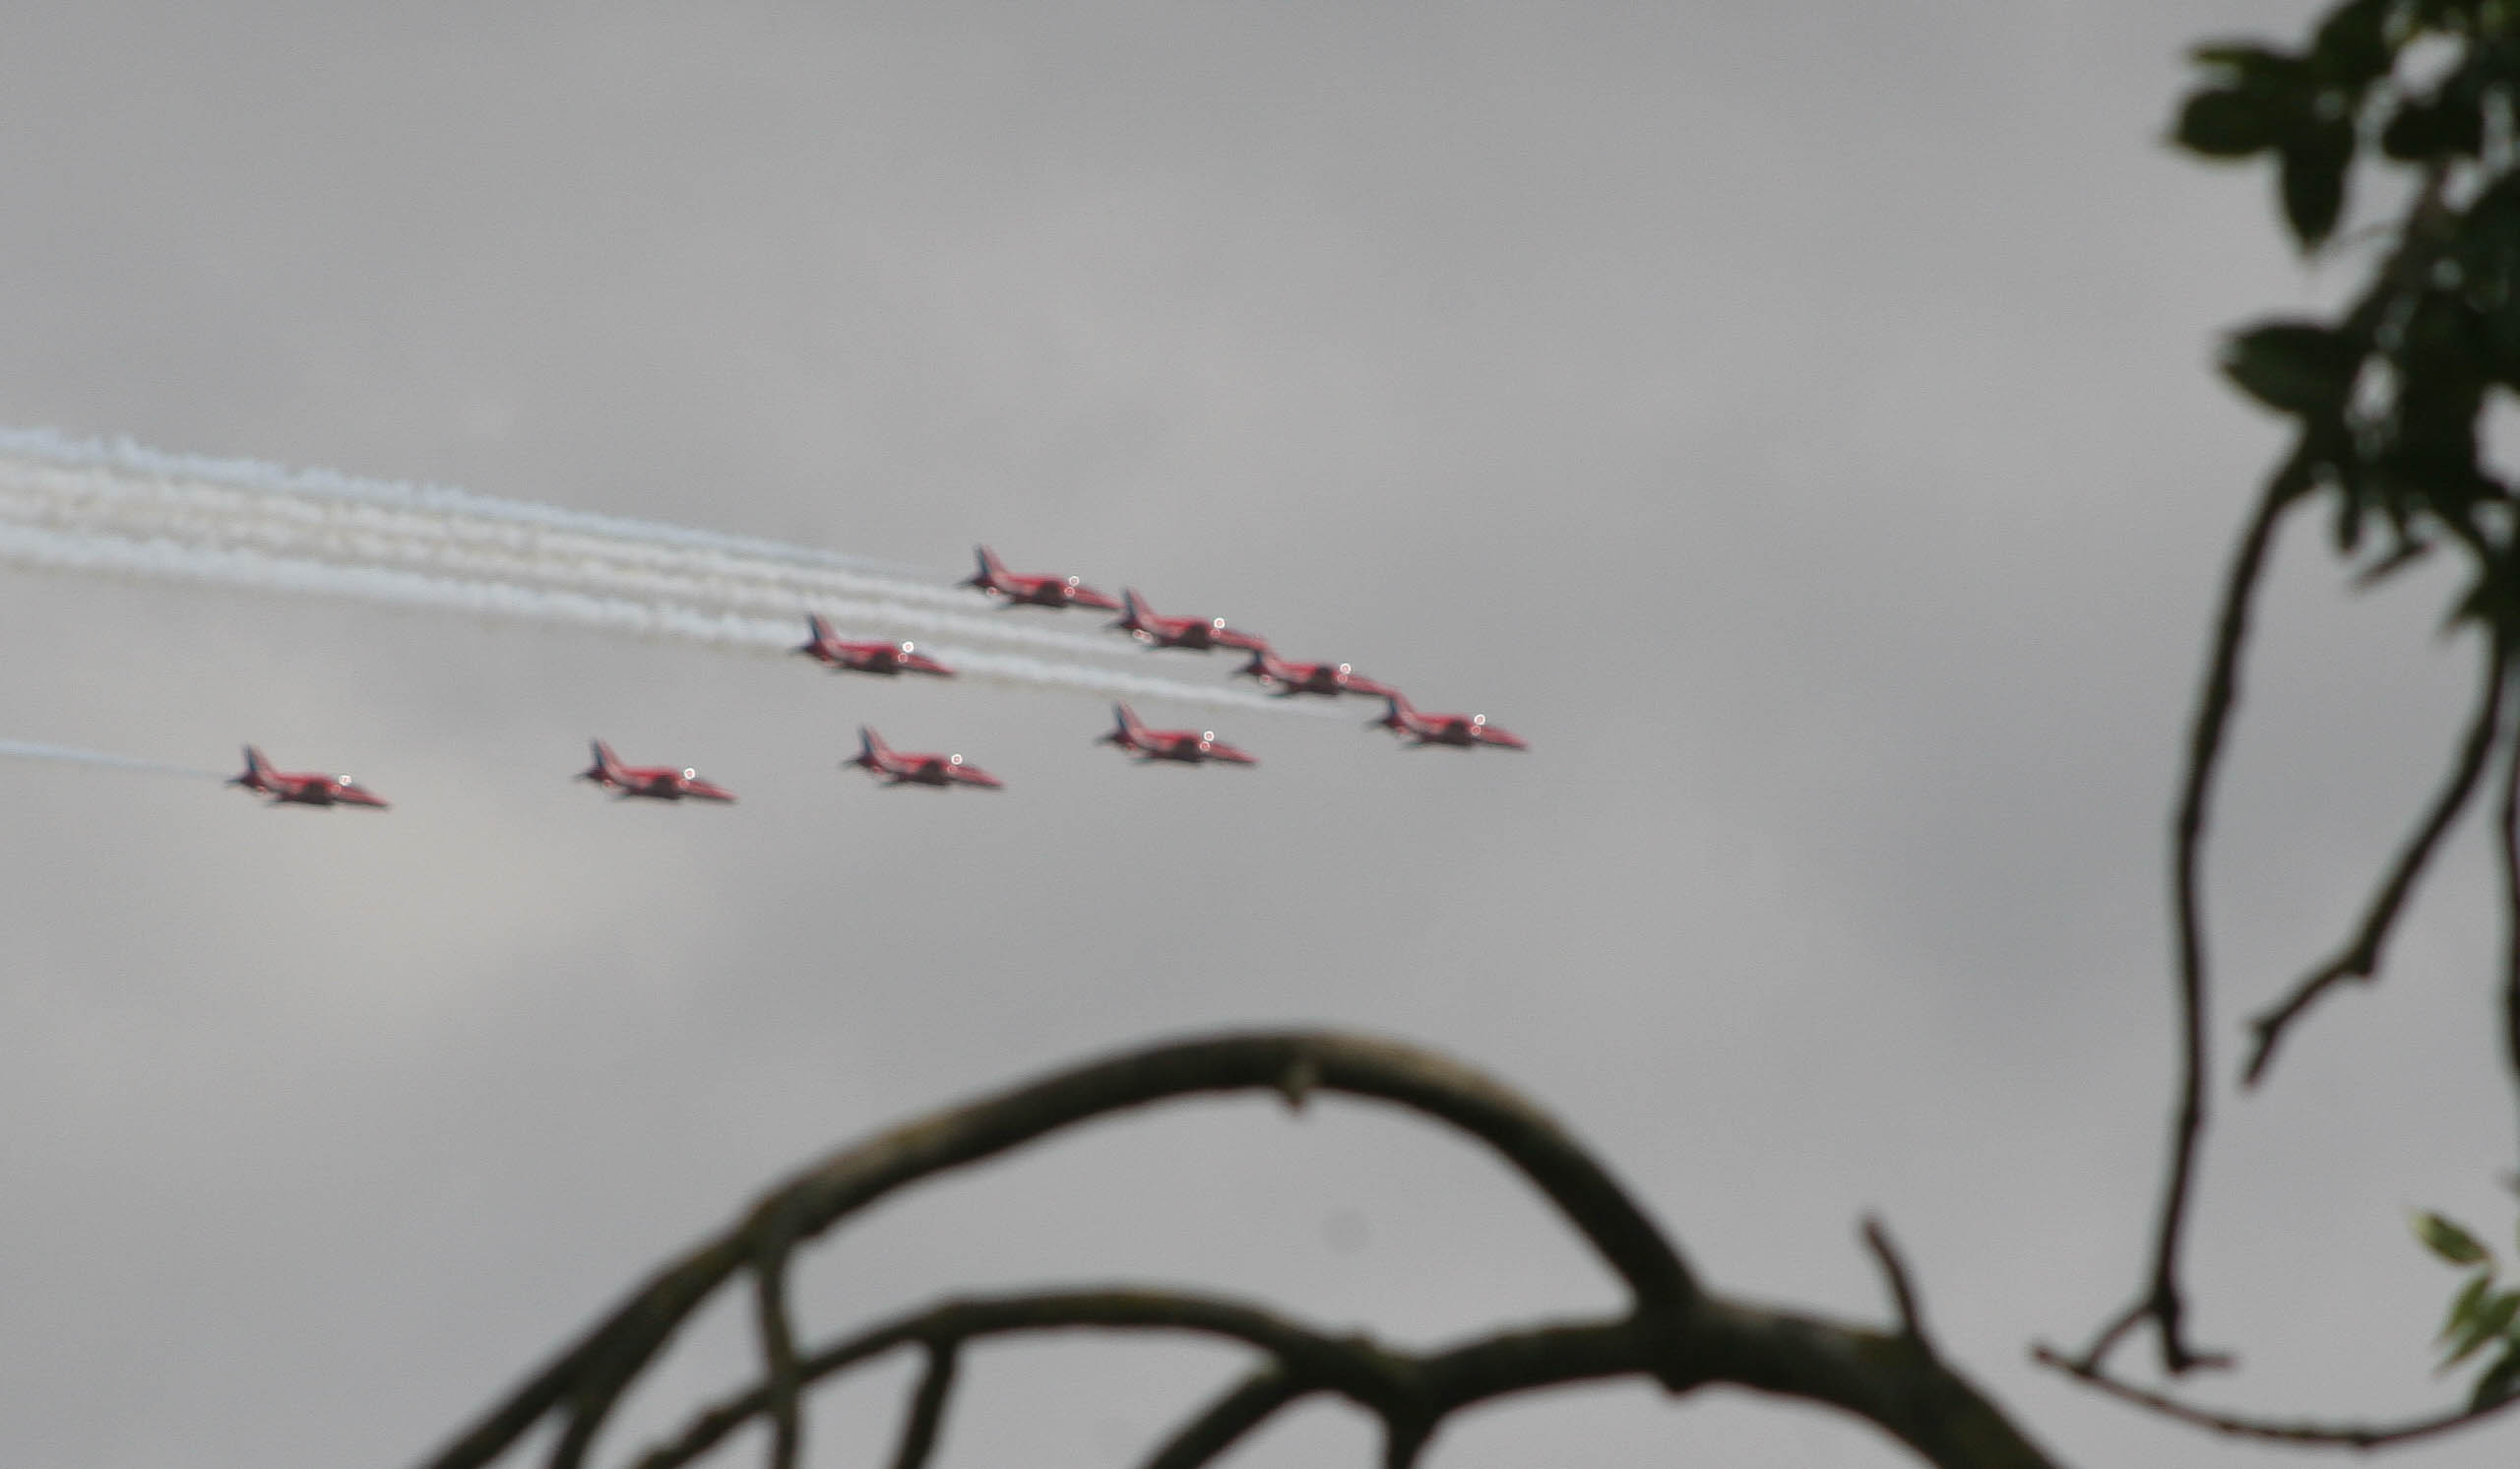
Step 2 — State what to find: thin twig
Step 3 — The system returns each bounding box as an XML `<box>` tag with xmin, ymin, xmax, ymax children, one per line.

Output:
<box><xmin>1862</xmin><ymin>1216</ymin><xmax>1931</xmax><ymax>1352</ymax></box>
<box><xmin>2244</xmin><ymin>635</ymin><xmax>2508</xmax><ymax>1086</ymax></box>
<box><xmin>750</xmin><ymin>1229</ymin><xmax>804</xmax><ymax>1469</ymax></box>
<box><xmin>2498</xmin><ymin>681</ymin><xmax>2520</xmax><ymax>1103</ymax></box>
<box><xmin>2071</xmin><ymin>153</ymin><xmax>2459</xmax><ymax>1379</ymax></box>
<box><xmin>2035</xmin><ymin>1344</ymin><xmax>2518</xmax><ymax>1448</ymax></box>
<box><xmin>2093</xmin><ymin>463</ymin><xmax>2304</xmax><ymax>1377</ymax></box>
<box><xmin>1137</xmin><ymin>1369</ymin><xmax>1308</xmax><ymax>1469</ymax></box>
<box><xmin>887</xmin><ymin>1341</ymin><xmax>958</xmax><ymax>1469</ymax></box>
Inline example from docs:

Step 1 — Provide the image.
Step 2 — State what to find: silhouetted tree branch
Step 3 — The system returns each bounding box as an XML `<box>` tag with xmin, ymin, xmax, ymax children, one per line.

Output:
<box><xmin>411</xmin><ymin>1031</ymin><xmax>2060</xmax><ymax>1469</ymax></box>
<box><xmin>2052</xmin><ymin>0</ymin><xmax>2520</xmax><ymax>1445</ymax></box>
<box><xmin>2245</xmin><ymin>631</ymin><xmax>2509</xmax><ymax>1086</ymax></box>
<box><xmin>2033</xmin><ymin>1345</ymin><xmax>2520</xmax><ymax>1448</ymax></box>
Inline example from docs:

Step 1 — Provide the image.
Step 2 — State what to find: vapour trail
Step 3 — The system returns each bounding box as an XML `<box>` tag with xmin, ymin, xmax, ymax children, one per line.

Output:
<box><xmin>0</xmin><ymin>522</ymin><xmax>1319</xmax><ymax>714</ymax></box>
<box><xmin>0</xmin><ymin>737</ymin><xmax>226</xmax><ymax>780</ymax></box>
<box><xmin>0</xmin><ymin>426</ymin><xmax>926</xmax><ymax>577</ymax></box>
<box><xmin>0</xmin><ymin>438</ymin><xmax>1141</xmax><ymax>658</ymax></box>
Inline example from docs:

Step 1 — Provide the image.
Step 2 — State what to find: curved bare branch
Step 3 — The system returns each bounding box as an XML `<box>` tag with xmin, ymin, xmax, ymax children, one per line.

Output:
<box><xmin>2034</xmin><ymin>1345</ymin><xmax>2519</xmax><ymax>1449</ymax></box>
<box><xmin>414</xmin><ymin>1032</ymin><xmax>2063</xmax><ymax>1469</ymax></box>
<box><xmin>2087</xmin><ymin>462</ymin><xmax>2304</xmax><ymax>1377</ymax></box>
<box><xmin>414</xmin><ymin>1031</ymin><xmax>1692</xmax><ymax>1469</ymax></box>
<box><xmin>2244</xmin><ymin>633</ymin><xmax>2508</xmax><ymax>1087</ymax></box>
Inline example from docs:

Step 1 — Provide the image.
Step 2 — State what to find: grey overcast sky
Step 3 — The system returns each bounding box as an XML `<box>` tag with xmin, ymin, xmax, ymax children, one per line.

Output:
<box><xmin>1</xmin><ymin>3</ymin><xmax>2511</xmax><ymax>1465</ymax></box>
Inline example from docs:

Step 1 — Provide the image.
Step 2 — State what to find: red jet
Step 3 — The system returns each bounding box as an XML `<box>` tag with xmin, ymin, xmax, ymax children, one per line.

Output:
<box><xmin>1234</xmin><ymin>647</ymin><xmax>1396</xmax><ymax>699</ymax></box>
<box><xmin>962</xmin><ymin>545</ymin><xmax>1121</xmax><ymax>611</ymax></box>
<box><xmin>228</xmin><ymin>745</ymin><xmax>391</xmax><ymax>808</ymax></box>
<box><xmin>577</xmin><ymin>738</ymin><xmax>737</xmax><ymax>801</ymax></box>
<box><xmin>794</xmin><ymin>613</ymin><xmax>954</xmax><ymax>677</ymax></box>
<box><xmin>1370</xmin><ymin>693</ymin><xmax>1529</xmax><ymax>750</ymax></box>
<box><xmin>848</xmin><ymin>727</ymin><xmax>1004</xmax><ymax>789</ymax></box>
<box><xmin>1109</xmin><ymin>589</ymin><xmax>1268</xmax><ymax>653</ymax></box>
<box><xmin>1098</xmin><ymin>703</ymin><xmax>1257</xmax><ymax>766</ymax></box>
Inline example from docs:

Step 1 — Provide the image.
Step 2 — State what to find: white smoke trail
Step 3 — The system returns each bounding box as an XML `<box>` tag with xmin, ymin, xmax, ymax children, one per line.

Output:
<box><xmin>0</xmin><ymin>436</ymin><xmax>1153</xmax><ymax>657</ymax></box>
<box><xmin>0</xmin><ymin>426</ymin><xmax>926</xmax><ymax>577</ymax></box>
<box><xmin>0</xmin><ymin>522</ymin><xmax>1320</xmax><ymax>714</ymax></box>
<box><xmin>0</xmin><ymin>737</ymin><xmax>226</xmax><ymax>780</ymax></box>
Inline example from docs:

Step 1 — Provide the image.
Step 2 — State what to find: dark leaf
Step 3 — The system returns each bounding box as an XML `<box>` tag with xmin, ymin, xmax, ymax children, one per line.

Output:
<box><xmin>2444</xmin><ymin>1290</ymin><xmax>2520</xmax><ymax>1368</ymax></box>
<box><xmin>2420</xmin><ymin>1210</ymin><xmax>2494</xmax><ymax>1266</ymax></box>
<box><xmin>2380</xmin><ymin>411</ymin><xmax>2485</xmax><ymax>492</ymax></box>
<box><xmin>2473</xmin><ymin>1346</ymin><xmax>2520</xmax><ymax>1412</ymax></box>
<box><xmin>2281</xmin><ymin>118</ymin><xmax>2357</xmax><ymax>248</ymax></box>
<box><xmin>2311</xmin><ymin>0</ymin><xmax>2395</xmax><ymax>87</ymax></box>
<box><xmin>2381</xmin><ymin>96</ymin><xmax>2486</xmax><ymax>160</ymax></box>
<box><xmin>2467</xmin><ymin>180</ymin><xmax>2520</xmax><ymax>380</ymax></box>
<box><xmin>2177</xmin><ymin>88</ymin><xmax>2284</xmax><ymax>157</ymax></box>
<box><xmin>2221</xmin><ymin>320</ymin><xmax>2365</xmax><ymax>415</ymax></box>
<box><xmin>2190</xmin><ymin>42</ymin><xmax>2301</xmax><ymax>80</ymax></box>
<box><xmin>2442</xmin><ymin>1269</ymin><xmax>2497</xmax><ymax>1341</ymax></box>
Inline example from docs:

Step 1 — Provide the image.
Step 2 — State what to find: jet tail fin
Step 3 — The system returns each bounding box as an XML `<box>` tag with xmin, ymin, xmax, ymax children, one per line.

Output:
<box><xmin>581</xmin><ymin>737</ymin><xmax>623</xmax><ymax>784</ymax></box>
<box><xmin>230</xmin><ymin>744</ymin><xmax>268</xmax><ymax>787</ymax></box>
<box><xmin>1099</xmin><ymin>703</ymin><xmax>1144</xmax><ymax>746</ymax></box>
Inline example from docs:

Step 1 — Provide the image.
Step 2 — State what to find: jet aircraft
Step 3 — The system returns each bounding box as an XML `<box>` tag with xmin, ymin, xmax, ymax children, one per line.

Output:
<box><xmin>961</xmin><ymin>545</ymin><xmax>1121</xmax><ymax>610</ymax></box>
<box><xmin>1098</xmin><ymin>703</ymin><xmax>1257</xmax><ymax>765</ymax></box>
<box><xmin>847</xmin><ymin>727</ymin><xmax>1003</xmax><ymax>789</ymax></box>
<box><xmin>227</xmin><ymin>745</ymin><xmax>391</xmax><ymax>808</ymax></box>
<box><xmin>1108</xmin><ymin>589</ymin><xmax>1267</xmax><ymax>652</ymax></box>
<box><xmin>794</xmin><ymin>613</ymin><xmax>953</xmax><ymax>676</ymax></box>
<box><xmin>1369</xmin><ymin>693</ymin><xmax>1529</xmax><ymax>749</ymax></box>
<box><xmin>1233</xmin><ymin>647</ymin><xmax>1396</xmax><ymax>698</ymax></box>
<box><xmin>577</xmin><ymin>738</ymin><xmax>737</xmax><ymax>801</ymax></box>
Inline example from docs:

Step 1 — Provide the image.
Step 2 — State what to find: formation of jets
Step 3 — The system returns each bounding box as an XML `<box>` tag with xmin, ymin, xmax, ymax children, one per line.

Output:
<box><xmin>228</xmin><ymin>544</ymin><xmax>1523</xmax><ymax>808</ymax></box>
